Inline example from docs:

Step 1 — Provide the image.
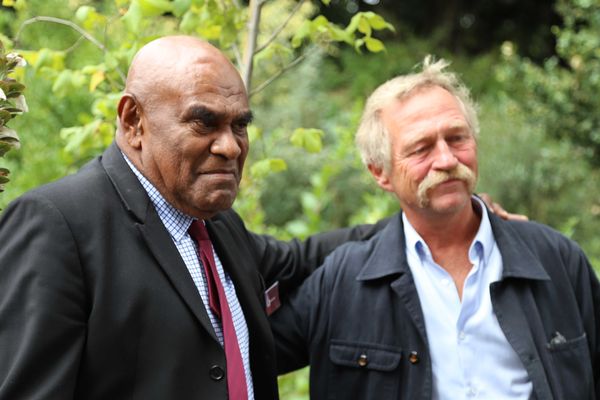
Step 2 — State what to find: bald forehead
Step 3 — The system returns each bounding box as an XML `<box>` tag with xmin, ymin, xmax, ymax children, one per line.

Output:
<box><xmin>125</xmin><ymin>36</ymin><xmax>244</xmax><ymax>99</ymax></box>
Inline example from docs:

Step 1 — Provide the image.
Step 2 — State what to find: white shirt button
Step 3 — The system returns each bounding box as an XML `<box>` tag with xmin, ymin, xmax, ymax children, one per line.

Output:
<box><xmin>458</xmin><ymin>331</ymin><xmax>466</xmax><ymax>341</ymax></box>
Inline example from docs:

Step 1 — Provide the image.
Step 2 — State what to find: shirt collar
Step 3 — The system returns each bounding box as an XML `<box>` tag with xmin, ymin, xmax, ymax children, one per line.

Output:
<box><xmin>402</xmin><ymin>196</ymin><xmax>495</xmax><ymax>267</ymax></box>
<box><xmin>122</xmin><ymin>153</ymin><xmax>194</xmax><ymax>242</ymax></box>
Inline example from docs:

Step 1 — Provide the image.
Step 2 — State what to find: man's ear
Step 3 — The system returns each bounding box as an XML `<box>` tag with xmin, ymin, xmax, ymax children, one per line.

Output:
<box><xmin>118</xmin><ymin>94</ymin><xmax>143</xmax><ymax>149</ymax></box>
<box><xmin>368</xmin><ymin>164</ymin><xmax>394</xmax><ymax>193</ymax></box>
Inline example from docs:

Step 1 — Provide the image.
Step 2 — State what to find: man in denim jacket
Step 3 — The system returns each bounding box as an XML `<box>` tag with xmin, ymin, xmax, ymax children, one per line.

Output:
<box><xmin>270</xmin><ymin>58</ymin><xmax>600</xmax><ymax>399</ymax></box>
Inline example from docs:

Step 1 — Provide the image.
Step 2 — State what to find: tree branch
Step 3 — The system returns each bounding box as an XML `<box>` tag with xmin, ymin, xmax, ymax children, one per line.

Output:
<box><xmin>254</xmin><ymin>0</ymin><xmax>306</xmax><ymax>55</ymax></box>
<box><xmin>231</xmin><ymin>43</ymin><xmax>243</xmax><ymax>71</ymax></box>
<box><xmin>249</xmin><ymin>49</ymin><xmax>315</xmax><ymax>98</ymax></box>
<box><xmin>242</xmin><ymin>0</ymin><xmax>265</xmax><ymax>92</ymax></box>
<box><xmin>15</xmin><ymin>16</ymin><xmax>126</xmax><ymax>83</ymax></box>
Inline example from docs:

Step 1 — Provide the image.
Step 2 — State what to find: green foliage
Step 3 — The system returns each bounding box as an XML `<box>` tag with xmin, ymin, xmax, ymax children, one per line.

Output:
<box><xmin>0</xmin><ymin>0</ymin><xmax>394</xmax><ymax>196</ymax></box>
<box><xmin>0</xmin><ymin>39</ymin><xmax>27</xmax><ymax>193</ymax></box>
<box><xmin>278</xmin><ymin>367</ymin><xmax>310</xmax><ymax>400</ymax></box>
<box><xmin>290</xmin><ymin>127</ymin><xmax>324</xmax><ymax>153</ymax></box>
<box><xmin>497</xmin><ymin>0</ymin><xmax>600</xmax><ymax>167</ymax></box>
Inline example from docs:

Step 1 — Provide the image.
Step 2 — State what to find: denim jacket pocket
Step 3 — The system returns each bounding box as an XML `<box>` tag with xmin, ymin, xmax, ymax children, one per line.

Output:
<box><xmin>546</xmin><ymin>332</ymin><xmax>593</xmax><ymax>400</ymax></box>
<box><xmin>327</xmin><ymin>340</ymin><xmax>402</xmax><ymax>400</ymax></box>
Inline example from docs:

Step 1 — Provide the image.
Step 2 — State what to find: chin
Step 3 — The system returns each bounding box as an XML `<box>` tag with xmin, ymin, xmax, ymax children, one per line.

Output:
<box><xmin>184</xmin><ymin>192</ymin><xmax>237</xmax><ymax>218</ymax></box>
<box><xmin>428</xmin><ymin>194</ymin><xmax>471</xmax><ymax>214</ymax></box>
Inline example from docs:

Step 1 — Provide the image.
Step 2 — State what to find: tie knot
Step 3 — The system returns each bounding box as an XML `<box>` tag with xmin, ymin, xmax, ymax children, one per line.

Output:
<box><xmin>189</xmin><ymin>220</ymin><xmax>210</xmax><ymax>241</ymax></box>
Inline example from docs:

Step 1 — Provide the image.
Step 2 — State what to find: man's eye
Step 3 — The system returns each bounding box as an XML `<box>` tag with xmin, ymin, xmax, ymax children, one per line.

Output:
<box><xmin>192</xmin><ymin>119</ymin><xmax>217</xmax><ymax>131</ymax></box>
<box><xmin>411</xmin><ymin>146</ymin><xmax>428</xmax><ymax>155</ymax></box>
<box><xmin>232</xmin><ymin>121</ymin><xmax>249</xmax><ymax>133</ymax></box>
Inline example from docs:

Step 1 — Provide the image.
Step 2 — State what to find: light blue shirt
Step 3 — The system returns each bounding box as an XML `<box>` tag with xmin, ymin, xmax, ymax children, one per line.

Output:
<box><xmin>123</xmin><ymin>155</ymin><xmax>254</xmax><ymax>399</ymax></box>
<box><xmin>403</xmin><ymin>197</ymin><xmax>532</xmax><ymax>399</ymax></box>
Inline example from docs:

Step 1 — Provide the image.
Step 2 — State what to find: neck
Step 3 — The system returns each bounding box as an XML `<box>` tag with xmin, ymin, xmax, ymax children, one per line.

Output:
<box><xmin>403</xmin><ymin>199</ymin><xmax>481</xmax><ymax>300</ymax></box>
<box><xmin>404</xmin><ymin>199</ymin><xmax>481</xmax><ymax>250</ymax></box>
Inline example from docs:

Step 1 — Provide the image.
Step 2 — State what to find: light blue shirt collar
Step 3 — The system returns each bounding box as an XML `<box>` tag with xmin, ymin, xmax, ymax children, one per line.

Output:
<box><xmin>403</xmin><ymin>196</ymin><xmax>494</xmax><ymax>269</ymax></box>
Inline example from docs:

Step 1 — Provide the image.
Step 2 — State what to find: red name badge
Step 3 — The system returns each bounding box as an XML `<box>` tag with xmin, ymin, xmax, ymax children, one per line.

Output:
<box><xmin>265</xmin><ymin>281</ymin><xmax>281</xmax><ymax>316</ymax></box>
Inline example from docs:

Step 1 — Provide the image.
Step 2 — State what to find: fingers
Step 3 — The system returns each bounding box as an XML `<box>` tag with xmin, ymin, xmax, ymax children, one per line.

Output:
<box><xmin>478</xmin><ymin>192</ymin><xmax>529</xmax><ymax>221</ymax></box>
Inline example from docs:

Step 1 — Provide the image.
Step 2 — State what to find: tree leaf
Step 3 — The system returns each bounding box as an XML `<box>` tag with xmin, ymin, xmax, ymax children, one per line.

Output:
<box><xmin>0</xmin><ymin>109</ymin><xmax>11</xmax><ymax>124</ymax></box>
<box><xmin>364</xmin><ymin>37</ymin><xmax>385</xmax><ymax>53</ymax></box>
<box><xmin>138</xmin><ymin>0</ymin><xmax>173</xmax><ymax>16</ymax></box>
<box><xmin>354</xmin><ymin>38</ymin><xmax>365</xmax><ymax>52</ymax></box>
<box><xmin>290</xmin><ymin>128</ymin><xmax>324</xmax><ymax>153</ymax></box>
<box><xmin>122</xmin><ymin>0</ymin><xmax>143</xmax><ymax>32</ymax></box>
<box><xmin>0</xmin><ymin>125</ymin><xmax>19</xmax><ymax>143</ymax></box>
<box><xmin>89</xmin><ymin>70</ymin><xmax>105</xmax><ymax>92</ymax></box>
<box><xmin>0</xmin><ymin>126</ymin><xmax>20</xmax><ymax>156</ymax></box>
<box><xmin>250</xmin><ymin>158</ymin><xmax>288</xmax><ymax>179</ymax></box>
<box><xmin>52</xmin><ymin>70</ymin><xmax>74</xmax><ymax>97</ymax></box>
<box><xmin>358</xmin><ymin>17</ymin><xmax>371</xmax><ymax>36</ymax></box>
<box><xmin>172</xmin><ymin>0</ymin><xmax>191</xmax><ymax>17</ymax></box>
<box><xmin>291</xmin><ymin>20</ymin><xmax>311</xmax><ymax>48</ymax></box>
<box><xmin>366</xmin><ymin>13</ymin><xmax>395</xmax><ymax>31</ymax></box>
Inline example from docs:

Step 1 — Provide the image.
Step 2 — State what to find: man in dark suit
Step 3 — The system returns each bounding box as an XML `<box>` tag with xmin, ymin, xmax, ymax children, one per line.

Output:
<box><xmin>0</xmin><ymin>36</ymin><xmax>380</xmax><ymax>399</ymax></box>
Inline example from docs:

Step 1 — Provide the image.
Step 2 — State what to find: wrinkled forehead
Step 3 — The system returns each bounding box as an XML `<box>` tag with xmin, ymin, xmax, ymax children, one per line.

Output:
<box><xmin>183</xmin><ymin>68</ymin><xmax>248</xmax><ymax>112</ymax></box>
<box><xmin>157</xmin><ymin>57</ymin><xmax>250</xmax><ymax>114</ymax></box>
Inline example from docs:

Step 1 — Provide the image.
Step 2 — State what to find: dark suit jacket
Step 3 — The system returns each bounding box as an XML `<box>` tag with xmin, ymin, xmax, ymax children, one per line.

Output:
<box><xmin>0</xmin><ymin>142</ymin><xmax>380</xmax><ymax>400</ymax></box>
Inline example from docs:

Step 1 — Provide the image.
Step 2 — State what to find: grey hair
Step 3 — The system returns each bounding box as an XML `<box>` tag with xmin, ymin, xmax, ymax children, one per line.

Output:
<box><xmin>355</xmin><ymin>56</ymin><xmax>479</xmax><ymax>171</ymax></box>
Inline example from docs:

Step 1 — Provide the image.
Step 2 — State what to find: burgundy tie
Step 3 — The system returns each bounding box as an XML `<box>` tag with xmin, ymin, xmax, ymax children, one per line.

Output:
<box><xmin>189</xmin><ymin>220</ymin><xmax>248</xmax><ymax>400</ymax></box>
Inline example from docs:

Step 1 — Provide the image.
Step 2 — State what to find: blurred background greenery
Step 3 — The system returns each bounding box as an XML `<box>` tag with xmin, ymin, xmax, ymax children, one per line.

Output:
<box><xmin>1</xmin><ymin>0</ymin><xmax>599</xmax><ymax>397</ymax></box>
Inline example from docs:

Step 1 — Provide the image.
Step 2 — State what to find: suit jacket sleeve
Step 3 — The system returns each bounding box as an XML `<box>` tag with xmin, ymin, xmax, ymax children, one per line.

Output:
<box><xmin>268</xmin><ymin>256</ymin><xmax>332</xmax><ymax>374</ymax></box>
<box><xmin>0</xmin><ymin>194</ymin><xmax>87</xmax><ymax>399</ymax></box>
<box><xmin>240</xmin><ymin>212</ymin><xmax>387</xmax><ymax>297</ymax></box>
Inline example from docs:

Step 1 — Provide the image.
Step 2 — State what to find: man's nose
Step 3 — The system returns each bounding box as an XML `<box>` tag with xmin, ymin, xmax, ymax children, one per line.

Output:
<box><xmin>211</xmin><ymin>129</ymin><xmax>242</xmax><ymax>159</ymax></box>
<box><xmin>431</xmin><ymin>140</ymin><xmax>458</xmax><ymax>170</ymax></box>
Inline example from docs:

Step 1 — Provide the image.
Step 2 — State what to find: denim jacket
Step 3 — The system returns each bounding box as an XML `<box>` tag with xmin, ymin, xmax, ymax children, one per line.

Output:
<box><xmin>271</xmin><ymin>211</ymin><xmax>600</xmax><ymax>400</ymax></box>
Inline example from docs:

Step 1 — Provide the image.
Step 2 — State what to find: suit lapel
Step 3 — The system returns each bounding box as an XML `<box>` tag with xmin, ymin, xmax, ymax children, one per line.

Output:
<box><xmin>101</xmin><ymin>142</ymin><xmax>218</xmax><ymax>342</ymax></box>
<box><xmin>137</xmin><ymin>211</ymin><xmax>219</xmax><ymax>342</ymax></box>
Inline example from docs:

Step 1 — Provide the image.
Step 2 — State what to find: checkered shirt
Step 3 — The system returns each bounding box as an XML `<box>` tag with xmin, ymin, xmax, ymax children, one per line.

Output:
<box><xmin>123</xmin><ymin>155</ymin><xmax>254</xmax><ymax>399</ymax></box>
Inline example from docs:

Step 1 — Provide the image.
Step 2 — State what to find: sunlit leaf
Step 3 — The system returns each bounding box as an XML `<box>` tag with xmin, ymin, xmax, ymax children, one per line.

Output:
<box><xmin>52</xmin><ymin>70</ymin><xmax>74</xmax><ymax>97</ymax></box>
<box><xmin>250</xmin><ymin>158</ymin><xmax>288</xmax><ymax>179</ymax></box>
<box><xmin>122</xmin><ymin>0</ymin><xmax>143</xmax><ymax>31</ymax></box>
<box><xmin>292</xmin><ymin>20</ymin><xmax>311</xmax><ymax>48</ymax></box>
<box><xmin>364</xmin><ymin>12</ymin><xmax>395</xmax><ymax>31</ymax></box>
<box><xmin>301</xmin><ymin>192</ymin><xmax>319</xmax><ymax>210</ymax></box>
<box><xmin>139</xmin><ymin>0</ymin><xmax>173</xmax><ymax>16</ymax></box>
<box><xmin>357</xmin><ymin>18</ymin><xmax>371</xmax><ymax>36</ymax></box>
<box><xmin>180</xmin><ymin>9</ymin><xmax>200</xmax><ymax>33</ymax></box>
<box><xmin>364</xmin><ymin>37</ymin><xmax>385</xmax><ymax>53</ymax></box>
<box><xmin>354</xmin><ymin>38</ymin><xmax>365</xmax><ymax>52</ymax></box>
<box><xmin>172</xmin><ymin>0</ymin><xmax>191</xmax><ymax>17</ymax></box>
<box><xmin>75</xmin><ymin>5</ymin><xmax>94</xmax><ymax>23</ymax></box>
<box><xmin>290</xmin><ymin>128</ymin><xmax>324</xmax><ymax>153</ymax></box>
<box><xmin>247</xmin><ymin>125</ymin><xmax>262</xmax><ymax>142</ymax></box>
<box><xmin>89</xmin><ymin>70</ymin><xmax>105</xmax><ymax>92</ymax></box>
